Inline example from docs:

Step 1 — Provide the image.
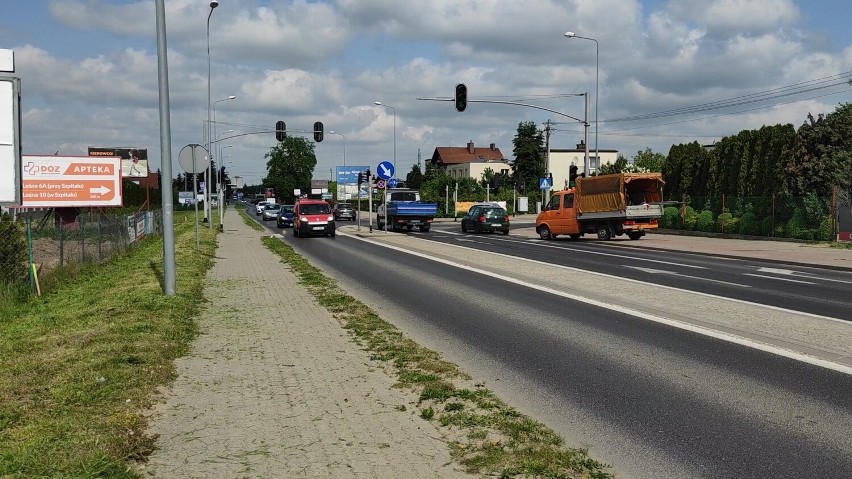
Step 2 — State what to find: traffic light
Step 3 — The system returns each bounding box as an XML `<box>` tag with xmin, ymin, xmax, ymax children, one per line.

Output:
<box><xmin>275</xmin><ymin>120</ymin><xmax>286</xmax><ymax>141</ymax></box>
<box><xmin>569</xmin><ymin>164</ymin><xmax>578</xmax><ymax>188</ymax></box>
<box><xmin>455</xmin><ymin>83</ymin><xmax>467</xmax><ymax>112</ymax></box>
<box><xmin>313</xmin><ymin>121</ymin><xmax>324</xmax><ymax>142</ymax></box>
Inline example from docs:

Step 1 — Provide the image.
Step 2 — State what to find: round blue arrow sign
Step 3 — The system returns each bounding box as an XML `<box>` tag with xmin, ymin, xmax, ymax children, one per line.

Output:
<box><xmin>377</xmin><ymin>161</ymin><xmax>395</xmax><ymax>180</ymax></box>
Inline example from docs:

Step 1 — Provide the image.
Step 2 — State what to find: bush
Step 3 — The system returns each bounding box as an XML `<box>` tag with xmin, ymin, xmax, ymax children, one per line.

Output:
<box><xmin>717</xmin><ymin>212</ymin><xmax>738</xmax><ymax>234</ymax></box>
<box><xmin>694</xmin><ymin>210</ymin><xmax>715</xmax><ymax>232</ymax></box>
<box><xmin>0</xmin><ymin>213</ymin><xmax>28</xmax><ymax>286</ymax></box>
<box><xmin>817</xmin><ymin>216</ymin><xmax>834</xmax><ymax>241</ymax></box>
<box><xmin>738</xmin><ymin>212</ymin><xmax>762</xmax><ymax>236</ymax></box>
<box><xmin>661</xmin><ymin>206</ymin><xmax>680</xmax><ymax>229</ymax></box>
<box><xmin>682</xmin><ymin>206</ymin><xmax>698</xmax><ymax>231</ymax></box>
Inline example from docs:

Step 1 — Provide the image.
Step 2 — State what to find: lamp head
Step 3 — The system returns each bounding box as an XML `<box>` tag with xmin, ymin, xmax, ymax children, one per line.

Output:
<box><xmin>227</xmin><ymin>95</ymin><xmax>236</xmax><ymax>100</ymax></box>
<box><xmin>564</xmin><ymin>32</ymin><xmax>576</xmax><ymax>38</ymax></box>
<box><xmin>210</xmin><ymin>1</ymin><xmax>219</xmax><ymax>9</ymax></box>
<box><xmin>374</xmin><ymin>101</ymin><xmax>382</xmax><ymax>106</ymax></box>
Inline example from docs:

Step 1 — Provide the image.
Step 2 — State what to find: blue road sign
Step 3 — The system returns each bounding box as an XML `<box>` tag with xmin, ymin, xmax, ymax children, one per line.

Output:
<box><xmin>388</xmin><ymin>178</ymin><xmax>398</xmax><ymax>188</ymax></box>
<box><xmin>377</xmin><ymin>161</ymin><xmax>395</xmax><ymax>180</ymax></box>
<box><xmin>539</xmin><ymin>177</ymin><xmax>552</xmax><ymax>190</ymax></box>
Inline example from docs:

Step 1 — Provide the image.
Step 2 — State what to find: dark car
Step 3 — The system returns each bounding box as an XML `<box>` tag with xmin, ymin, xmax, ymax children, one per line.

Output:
<box><xmin>461</xmin><ymin>203</ymin><xmax>510</xmax><ymax>235</ymax></box>
<box><xmin>293</xmin><ymin>199</ymin><xmax>335</xmax><ymax>238</ymax></box>
<box><xmin>276</xmin><ymin>205</ymin><xmax>295</xmax><ymax>228</ymax></box>
<box><xmin>333</xmin><ymin>202</ymin><xmax>356</xmax><ymax>221</ymax></box>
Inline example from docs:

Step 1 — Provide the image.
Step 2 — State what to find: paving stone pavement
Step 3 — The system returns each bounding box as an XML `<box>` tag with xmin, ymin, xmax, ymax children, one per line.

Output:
<box><xmin>140</xmin><ymin>208</ymin><xmax>476</xmax><ymax>478</ymax></box>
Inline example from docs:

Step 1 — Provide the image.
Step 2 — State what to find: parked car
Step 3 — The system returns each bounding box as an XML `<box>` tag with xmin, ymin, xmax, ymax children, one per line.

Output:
<box><xmin>333</xmin><ymin>202</ymin><xmax>356</xmax><ymax>221</ymax></box>
<box><xmin>461</xmin><ymin>203</ymin><xmax>510</xmax><ymax>235</ymax></box>
<box><xmin>292</xmin><ymin>199</ymin><xmax>335</xmax><ymax>238</ymax></box>
<box><xmin>262</xmin><ymin>204</ymin><xmax>281</xmax><ymax>221</ymax></box>
<box><xmin>276</xmin><ymin>204</ymin><xmax>295</xmax><ymax>228</ymax></box>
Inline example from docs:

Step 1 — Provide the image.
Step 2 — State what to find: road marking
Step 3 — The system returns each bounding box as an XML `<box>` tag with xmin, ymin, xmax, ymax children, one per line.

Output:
<box><xmin>743</xmin><ymin>273</ymin><xmax>815</xmax><ymax>284</ymax></box>
<box><xmin>338</xmin><ymin>231</ymin><xmax>852</xmax><ymax>376</ymax></box>
<box><xmin>626</xmin><ymin>266</ymin><xmax>752</xmax><ymax>287</ymax></box>
<box><xmin>754</xmin><ymin>267</ymin><xmax>852</xmax><ymax>285</ymax></box>
<box><xmin>440</xmin><ymin>228</ymin><xmax>708</xmax><ymax>270</ymax></box>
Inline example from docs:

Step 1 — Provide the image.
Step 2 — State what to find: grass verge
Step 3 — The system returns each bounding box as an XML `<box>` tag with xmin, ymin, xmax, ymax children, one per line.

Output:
<box><xmin>260</xmin><ymin>233</ymin><xmax>613</xmax><ymax>479</ymax></box>
<box><xmin>0</xmin><ymin>212</ymin><xmax>217</xmax><ymax>478</ymax></box>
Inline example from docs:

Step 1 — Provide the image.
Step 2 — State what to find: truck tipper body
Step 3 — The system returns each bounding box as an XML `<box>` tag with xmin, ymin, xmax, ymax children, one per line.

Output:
<box><xmin>376</xmin><ymin>188</ymin><xmax>437</xmax><ymax>232</ymax></box>
<box><xmin>535</xmin><ymin>172</ymin><xmax>665</xmax><ymax>240</ymax></box>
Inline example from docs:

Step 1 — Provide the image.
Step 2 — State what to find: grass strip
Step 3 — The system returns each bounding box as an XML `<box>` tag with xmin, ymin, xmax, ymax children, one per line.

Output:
<box><xmin>260</xmin><ymin>235</ymin><xmax>614</xmax><ymax>479</ymax></box>
<box><xmin>0</xmin><ymin>212</ymin><xmax>217</xmax><ymax>478</ymax></box>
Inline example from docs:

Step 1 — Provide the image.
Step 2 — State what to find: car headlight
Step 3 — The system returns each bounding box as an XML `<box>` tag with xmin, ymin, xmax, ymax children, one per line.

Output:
<box><xmin>327</xmin><ymin>215</ymin><xmax>334</xmax><ymax>221</ymax></box>
<box><xmin>300</xmin><ymin>217</ymin><xmax>308</xmax><ymax>222</ymax></box>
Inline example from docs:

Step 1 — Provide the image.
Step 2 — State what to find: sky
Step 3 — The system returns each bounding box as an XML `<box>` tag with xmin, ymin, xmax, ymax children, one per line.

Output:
<box><xmin>2</xmin><ymin>0</ymin><xmax>852</xmax><ymax>185</ymax></box>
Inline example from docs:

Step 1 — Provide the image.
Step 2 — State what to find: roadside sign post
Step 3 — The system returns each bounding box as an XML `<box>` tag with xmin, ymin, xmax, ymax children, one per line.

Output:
<box><xmin>376</xmin><ymin>161</ymin><xmax>394</xmax><ymax>234</ymax></box>
<box><xmin>179</xmin><ymin>144</ymin><xmax>209</xmax><ymax>251</ymax></box>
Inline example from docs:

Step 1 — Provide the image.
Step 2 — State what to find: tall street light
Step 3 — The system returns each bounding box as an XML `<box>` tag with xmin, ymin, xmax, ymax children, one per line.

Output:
<box><xmin>565</xmin><ymin>31</ymin><xmax>599</xmax><ymax>173</ymax></box>
<box><xmin>328</xmin><ymin>130</ymin><xmax>346</xmax><ymax>166</ymax></box>
<box><xmin>205</xmin><ymin>0</ymin><xmax>218</xmax><ymax>228</ymax></box>
<box><xmin>374</xmin><ymin>101</ymin><xmax>396</xmax><ymax>174</ymax></box>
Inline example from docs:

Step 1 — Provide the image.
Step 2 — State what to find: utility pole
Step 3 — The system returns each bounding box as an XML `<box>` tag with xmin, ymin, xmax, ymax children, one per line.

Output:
<box><xmin>544</xmin><ymin>119</ymin><xmax>552</xmax><ymax>204</ymax></box>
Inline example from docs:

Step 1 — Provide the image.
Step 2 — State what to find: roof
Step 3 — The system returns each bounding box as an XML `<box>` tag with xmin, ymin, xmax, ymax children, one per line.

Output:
<box><xmin>431</xmin><ymin>146</ymin><xmax>508</xmax><ymax>166</ymax></box>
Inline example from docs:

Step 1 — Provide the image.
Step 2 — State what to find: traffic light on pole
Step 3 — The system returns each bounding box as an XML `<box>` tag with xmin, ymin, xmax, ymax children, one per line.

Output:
<box><xmin>569</xmin><ymin>165</ymin><xmax>578</xmax><ymax>188</ymax></box>
<box><xmin>313</xmin><ymin>121</ymin><xmax>324</xmax><ymax>142</ymax></box>
<box><xmin>455</xmin><ymin>83</ymin><xmax>467</xmax><ymax>112</ymax></box>
<box><xmin>275</xmin><ymin>121</ymin><xmax>286</xmax><ymax>141</ymax></box>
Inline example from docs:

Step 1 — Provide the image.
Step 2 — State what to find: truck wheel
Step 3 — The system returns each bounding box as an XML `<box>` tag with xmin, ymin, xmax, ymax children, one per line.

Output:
<box><xmin>539</xmin><ymin>226</ymin><xmax>553</xmax><ymax>240</ymax></box>
<box><xmin>596</xmin><ymin>222</ymin><xmax>612</xmax><ymax>241</ymax></box>
<box><xmin>419</xmin><ymin>225</ymin><xmax>430</xmax><ymax>232</ymax></box>
<box><xmin>406</xmin><ymin>225</ymin><xmax>414</xmax><ymax>232</ymax></box>
<box><xmin>627</xmin><ymin>231</ymin><xmax>643</xmax><ymax>240</ymax></box>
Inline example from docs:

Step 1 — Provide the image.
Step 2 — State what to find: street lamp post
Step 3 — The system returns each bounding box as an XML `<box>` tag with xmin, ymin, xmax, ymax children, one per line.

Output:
<box><xmin>564</xmin><ymin>31</ymin><xmax>599</xmax><ymax>174</ymax></box>
<box><xmin>205</xmin><ymin>0</ymin><xmax>218</xmax><ymax>228</ymax></box>
<box><xmin>328</xmin><ymin>130</ymin><xmax>346</xmax><ymax>167</ymax></box>
<box><xmin>374</xmin><ymin>101</ymin><xmax>396</xmax><ymax>173</ymax></box>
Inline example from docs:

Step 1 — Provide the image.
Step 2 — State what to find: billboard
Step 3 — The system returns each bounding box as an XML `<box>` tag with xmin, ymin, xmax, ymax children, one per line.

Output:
<box><xmin>88</xmin><ymin>147</ymin><xmax>148</xmax><ymax>178</ymax></box>
<box><xmin>336</xmin><ymin>165</ymin><xmax>370</xmax><ymax>185</ymax></box>
<box><xmin>21</xmin><ymin>155</ymin><xmax>122</xmax><ymax>207</ymax></box>
<box><xmin>0</xmin><ymin>76</ymin><xmax>21</xmax><ymax>204</ymax></box>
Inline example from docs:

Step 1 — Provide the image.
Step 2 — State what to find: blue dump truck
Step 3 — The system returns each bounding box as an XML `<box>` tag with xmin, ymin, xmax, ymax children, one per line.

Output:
<box><xmin>376</xmin><ymin>188</ymin><xmax>438</xmax><ymax>232</ymax></box>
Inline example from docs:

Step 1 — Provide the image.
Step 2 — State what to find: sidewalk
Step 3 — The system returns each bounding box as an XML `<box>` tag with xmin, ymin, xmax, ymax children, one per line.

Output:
<box><xmin>140</xmin><ymin>208</ymin><xmax>475</xmax><ymax>478</ymax></box>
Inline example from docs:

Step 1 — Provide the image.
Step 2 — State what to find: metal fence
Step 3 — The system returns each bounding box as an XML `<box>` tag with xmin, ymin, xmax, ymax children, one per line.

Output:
<box><xmin>0</xmin><ymin>208</ymin><xmax>162</xmax><ymax>295</ymax></box>
<box><xmin>659</xmin><ymin>191</ymin><xmax>843</xmax><ymax>241</ymax></box>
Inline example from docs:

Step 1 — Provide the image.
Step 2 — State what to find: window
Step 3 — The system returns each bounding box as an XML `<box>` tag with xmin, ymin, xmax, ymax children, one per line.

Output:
<box><xmin>546</xmin><ymin>195</ymin><xmax>560</xmax><ymax>211</ymax></box>
<box><xmin>563</xmin><ymin>194</ymin><xmax>574</xmax><ymax>208</ymax></box>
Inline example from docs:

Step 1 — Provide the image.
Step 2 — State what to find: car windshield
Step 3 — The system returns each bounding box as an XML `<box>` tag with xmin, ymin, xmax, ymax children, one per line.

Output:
<box><xmin>301</xmin><ymin>204</ymin><xmax>329</xmax><ymax>215</ymax></box>
<box><xmin>281</xmin><ymin>206</ymin><xmax>294</xmax><ymax>213</ymax></box>
<box><xmin>483</xmin><ymin>208</ymin><xmax>506</xmax><ymax>217</ymax></box>
<box><xmin>337</xmin><ymin>204</ymin><xmax>353</xmax><ymax>210</ymax></box>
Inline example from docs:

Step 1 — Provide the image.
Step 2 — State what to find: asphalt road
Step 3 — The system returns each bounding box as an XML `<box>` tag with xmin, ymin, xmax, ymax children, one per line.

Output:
<box><xmin>250</xmin><ymin>207</ymin><xmax>852</xmax><ymax>478</ymax></box>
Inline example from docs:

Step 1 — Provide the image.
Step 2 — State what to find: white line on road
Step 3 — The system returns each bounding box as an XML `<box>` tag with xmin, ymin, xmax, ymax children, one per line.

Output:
<box><xmin>743</xmin><ymin>273</ymin><xmax>815</xmax><ymax>284</ymax></box>
<box><xmin>339</xmin><ymin>231</ymin><xmax>852</xmax><ymax>376</ymax></box>
<box><xmin>626</xmin><ymin>266</ymin><xmax>752</xmax><ymax>287</ymax></box>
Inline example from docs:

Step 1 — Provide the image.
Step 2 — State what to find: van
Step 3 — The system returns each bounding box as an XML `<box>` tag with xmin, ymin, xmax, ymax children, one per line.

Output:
<box><xmin>292</xmin><ymin>199</ymin><xmax>335</xmax><ymax>238</ymax></box>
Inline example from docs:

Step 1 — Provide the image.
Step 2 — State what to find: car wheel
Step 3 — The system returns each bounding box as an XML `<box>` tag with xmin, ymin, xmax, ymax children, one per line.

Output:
<box><xmin>461</xmin><ymin>222</ymin><xmax>467</xmax><ymax>232</ymax></box>
<box><xmin>502</xmin><ymin>229</ymin><xmax>509</xmax><ymax>235</ymax></box>
<box><xmin>569</xmin><ymin>234</ymin><xmax>582</xmax><ymax>240</ymax></box>
<box><xmin>539</xmin><ymin>226</ymin><xmax>553</xmax><ymax>240</ymax></box>
<box><xmin>596</xmin><ymin>222</ymin><xmax>612</xmax><ymax>241</ymax></box>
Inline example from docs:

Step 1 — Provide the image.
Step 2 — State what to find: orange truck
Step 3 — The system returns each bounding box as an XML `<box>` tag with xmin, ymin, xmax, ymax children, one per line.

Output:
<box><xmin>535</xmin><ymin>172</ymin><xmax>665</xmax><ymax>240</ymax></box>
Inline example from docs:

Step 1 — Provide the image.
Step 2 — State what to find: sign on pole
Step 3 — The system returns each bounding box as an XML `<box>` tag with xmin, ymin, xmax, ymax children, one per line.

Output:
<box><xmin>22</xmin><ymin>155</ymin><xmax>122</xmax><ymax>207</ymax></box>
<box><xmin>377</xmin><ymin>161</ymin><xmax>394</xmax><ymax>180</ymax></box>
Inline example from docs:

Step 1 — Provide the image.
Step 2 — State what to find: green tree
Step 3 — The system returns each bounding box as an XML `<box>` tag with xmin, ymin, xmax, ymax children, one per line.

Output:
<box><xmin>511</xmin><ymin>121</ymin><xmax>545</xmax><ymax>193</ymax></box>
<box><xmin>784</xmin><ymin>103</ymin><xmax>852</xmax><ymax>197</ymax></box>
<box><xmin>598</xmin><ymin>155</ymin><xmax>628</xmax><ymax>175</ymax></box>
<box><xmin>632</xmin><ymin>148</ymin><xmax>666</xmax><ymax>172</ymax></box>
<box><xmin>263</xmin><ymin>136</ymin><xmax>317</xmax><ymax>203</ymax></box>
<box><xmin>406</xmin><ymin>164</ymin><xmax>424</xmax><ymax>190</ymax></box>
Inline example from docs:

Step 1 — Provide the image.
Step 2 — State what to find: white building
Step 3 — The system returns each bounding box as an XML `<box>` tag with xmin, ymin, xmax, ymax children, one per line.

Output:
<box><xmin>548</xmin><ymin>141</ymin><xmax>619</xmax><ymax>191</ymax></box>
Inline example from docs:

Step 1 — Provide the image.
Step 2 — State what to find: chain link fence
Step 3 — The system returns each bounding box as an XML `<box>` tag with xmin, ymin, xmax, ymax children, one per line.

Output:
<box><xmin>0</xmin><ymin>208</ymin><xmax>162</xmax><ymax>296</ymax></box>
<box><xmin>658</xmin><ymin>191</ymin><xmax>840</xmax><ymax>241</ymax></box>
